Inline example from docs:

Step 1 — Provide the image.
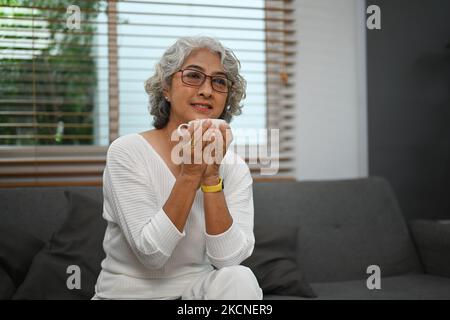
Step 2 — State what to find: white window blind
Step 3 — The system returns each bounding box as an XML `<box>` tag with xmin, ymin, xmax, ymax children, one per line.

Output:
<box><xmin>0</xmin><ymin>0</ymin><xmax>295</xmax><ymax>187</ymax></box>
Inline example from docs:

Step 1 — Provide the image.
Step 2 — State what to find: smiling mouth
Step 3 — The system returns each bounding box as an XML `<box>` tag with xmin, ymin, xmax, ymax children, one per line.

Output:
<box><xmin>191</xmin><ymin>103</ymin><xmax>212</xmax><ymax>110</ymax></box>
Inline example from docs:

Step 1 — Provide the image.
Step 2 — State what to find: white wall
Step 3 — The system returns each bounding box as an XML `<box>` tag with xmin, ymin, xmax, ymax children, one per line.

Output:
<box><xmin>294</xmin><ymin>0</ymin><xmax>368</xmax><ymax>180</ymax></box>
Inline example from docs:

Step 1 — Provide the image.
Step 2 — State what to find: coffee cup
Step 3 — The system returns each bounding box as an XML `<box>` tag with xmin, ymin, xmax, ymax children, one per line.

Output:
<box><xmin>177</xmin><ymin>118</ymin><xmax>226</xmax><ymax>136</ymax></box>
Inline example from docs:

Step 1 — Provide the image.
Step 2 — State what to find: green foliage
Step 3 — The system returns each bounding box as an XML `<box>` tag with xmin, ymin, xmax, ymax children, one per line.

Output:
<box><xmin>0</xmin><ymin>0</ymin><xmax>21</xmax><ymax>6</ymax></box>
<box><xmin>0</xmin><ymin>0</ymin><xmax>104</xmax><ymax>145</ymax></box>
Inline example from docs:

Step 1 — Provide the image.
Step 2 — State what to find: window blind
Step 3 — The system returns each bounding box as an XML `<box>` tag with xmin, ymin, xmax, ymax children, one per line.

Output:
<box><xmin>0</xmin><ymin>0</ymin><xmax>295</xmax><ymax>187</ymax></box>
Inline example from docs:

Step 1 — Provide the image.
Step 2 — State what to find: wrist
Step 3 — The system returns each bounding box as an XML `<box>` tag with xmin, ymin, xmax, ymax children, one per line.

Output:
<box><xmin>201</xmin><ymin>176</ymin><xmax>224</xmax><ymax>193</ymax></box>
<box><xmin>202</xmin><ymin>175</ymin><xmax>220</xmax><ymax>186</ymax></box>
<box><xmin>177</xmin><ymin>174</ymin><xmax>201</xmax><ymax>190</ymax></box>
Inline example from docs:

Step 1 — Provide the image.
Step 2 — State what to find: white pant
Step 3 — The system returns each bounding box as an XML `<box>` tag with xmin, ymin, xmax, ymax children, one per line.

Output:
<box><xmin>92</xmin><ymin>266</ymin><xmax>263</xmax><ymax>300</ymax></box>
<box><xmin>181</xmin><ymin>265</ymin><xmax>263</xmax><ymax>300</ymax></box>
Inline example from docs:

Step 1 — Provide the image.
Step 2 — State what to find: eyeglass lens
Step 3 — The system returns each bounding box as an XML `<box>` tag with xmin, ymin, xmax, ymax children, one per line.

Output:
<box><xmin>181</xmin><ymin>69</ymin><xmax>229</xmax><ymax>93</ymax></box>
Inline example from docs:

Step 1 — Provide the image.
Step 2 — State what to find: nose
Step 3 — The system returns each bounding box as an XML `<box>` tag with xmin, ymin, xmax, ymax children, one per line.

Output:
<box><xmin>198</xmin><ymin>76</ymin><xmax>213</xmax><ymax>98</ymax></box>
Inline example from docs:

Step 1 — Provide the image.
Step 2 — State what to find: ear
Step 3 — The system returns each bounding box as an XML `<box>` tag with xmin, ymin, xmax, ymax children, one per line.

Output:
<box><xmin>162</xmin><ymin>86</ymin><xmax>171</xmax><ymax>103</ymax></box>
<box><xmin>163</xmin><ymin>87</ymin><xmax>169</xmax><ymax>99</ymax></box>
<box><xmin>163</xmin><ymin>76</ymin><xmax>173</xmax><ymax>101</ymax></box>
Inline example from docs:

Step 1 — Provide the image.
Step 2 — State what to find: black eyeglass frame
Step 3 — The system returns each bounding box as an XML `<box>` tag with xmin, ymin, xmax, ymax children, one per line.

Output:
<box><xmin>177</xmin><ymin>68</ymin><xmax>233</xmax><ymax>93</ymax></box>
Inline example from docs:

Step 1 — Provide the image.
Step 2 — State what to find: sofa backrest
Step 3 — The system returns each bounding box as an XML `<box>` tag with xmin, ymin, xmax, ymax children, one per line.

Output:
<box><xmin>0</xmin><ymin>177</ymin><xmax>423</xmax><ymax>285</ymax></box>
<box><xmin>252</xmin><ymin>177</ymin><xmax>423</xmax><ymax>283</ymax></box>
<box><xmin>0</xmin><ymin>186</ymin><xmax>102</xmax><ymax>243</ymax></box>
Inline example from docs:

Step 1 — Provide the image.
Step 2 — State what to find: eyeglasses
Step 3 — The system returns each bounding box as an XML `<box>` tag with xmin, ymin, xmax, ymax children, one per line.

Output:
<box><xmin>178</xmin><ymin>68</ymin><xmax>232</xmax><ymax>93</ymax></box>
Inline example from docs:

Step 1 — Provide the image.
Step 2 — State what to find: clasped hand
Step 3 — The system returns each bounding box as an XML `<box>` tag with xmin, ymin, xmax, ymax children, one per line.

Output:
<box><xmin>177</xmin><ymin>120</ymin><xmax>233</xmax><ymax>186</ymax></box>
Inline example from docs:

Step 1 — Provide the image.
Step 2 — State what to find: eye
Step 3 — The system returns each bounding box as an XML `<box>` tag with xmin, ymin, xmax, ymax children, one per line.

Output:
<box><xmin>185</xmin><ymin>70</ymin><xmax>202</xmax><ymax>79</ymax></box>
<box><xmin>213</xmin><ymin>77</ymin><xmax>227</xmax><ymax>86</ymax></box>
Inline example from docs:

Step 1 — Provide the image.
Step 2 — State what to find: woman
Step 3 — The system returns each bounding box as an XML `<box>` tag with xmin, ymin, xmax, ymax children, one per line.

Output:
<box><xmin>93</xmin><ymin>36</ymin><xmax>262</xmax><ymax>300</ymax></box>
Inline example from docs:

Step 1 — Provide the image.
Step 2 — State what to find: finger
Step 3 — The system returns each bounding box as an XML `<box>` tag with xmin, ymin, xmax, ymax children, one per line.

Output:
<box><xmin>209</xmin><ymin>133</ymin><xmax>222</xmax><ymax>163</ymax></box>
<box><xmin>182</xmin><ymin>123</ymin><xmax>196</xmax><ymax>164</ymax></box>
<box><xmin>203</xmin><ymin>123</ymin><xmax>218</xmax><ymax>140</ymax></box>
<box><xmin>190</xmin><ymin>120</ymin><xmax>210</xmax><ymax>164</ymax></box>
<box><xmin>218</xmin><ymin>123</ymin><xmax>227</xmax><ymax>139</ymax></box>
<box><xmin>187</xmin><ymin>122</ymin><xmax>194</xmax><ymax>136</ymax></box>
<box><xmin>202</xmin><ymin>128</ymin><xmax>217</xmax><ymax>151</ymax></box>
<box><xmin>178</xmin><ymin>125</ymin><xmax>192</xmax><ymax>157</ymax></box>
<box><xmin>192</xmin><ymin>120</ymin><xmax>210</xmax><ymax>143</ymax></box>
<box><xmin>201</xmin><ymin>119</ymin><xmax>212</xmax><ymax>136</ymax></box>
<box><xmin>205</xmin><ymin>129</ymin><xmax>224</xmax><ymax>164</ymax></box>
<box><xmin>217</xmin><ymin>132</ymin><xmax>226</xmax><ymax>163</ymax></box>
<box><xmin>219</xmin><ymin>123</ymin><xmax>233</xmax><ymax>148</ymax></box>
<box><xmin>200</xmin><ymin>120</ymin><xmax>213</xmax><ymax>149</ymax></box>
<box><xmin>188</xmin><ymin>121</ymin><xmax>202</xmax><ymax>147</ymax></box>
<box><xmin>203</xmin><ymin>134</ymin><xmax>216</xmax><ymax>165</ymax></box>
<box><xmin>185</xmin><ymin>122</ymin><xmax>196</xmax><ymax>147</ymax></box>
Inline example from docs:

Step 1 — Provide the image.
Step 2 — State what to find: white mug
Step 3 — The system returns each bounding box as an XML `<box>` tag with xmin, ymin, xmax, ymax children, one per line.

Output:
<box><xmin>177</xmin><ymin>118</ymin><xmax>226</xmax><ymax>136</ymax></box>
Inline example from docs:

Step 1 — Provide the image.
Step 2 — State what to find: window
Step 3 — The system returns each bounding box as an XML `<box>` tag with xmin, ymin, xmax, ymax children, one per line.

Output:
<box><xmin>0</xmin><ymin>0</ymin><xmax>295</xmax><ymax>186</ymax></box>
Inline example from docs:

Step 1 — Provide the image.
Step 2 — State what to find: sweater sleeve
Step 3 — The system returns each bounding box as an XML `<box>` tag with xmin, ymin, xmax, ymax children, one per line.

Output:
<box><xmin>103</xmin><ymin>137</ymin><xmax>185</xmax><ymax>269</ymax></box>
<box><xmin>205</xmin><ymin>153</ymin><xmax>255</xmax><ymax>269</ymax></box>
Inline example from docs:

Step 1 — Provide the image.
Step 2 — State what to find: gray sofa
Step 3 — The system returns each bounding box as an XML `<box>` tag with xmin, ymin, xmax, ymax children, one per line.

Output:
<box><xmin>1</xmin><ymin>177</ymin><xmax>449</xmax><ymax>299</ymax></box>
<box><xmin>253</xmin><ymin>177</ymin><xmax>450</xmax><ymax>299</ymax></box>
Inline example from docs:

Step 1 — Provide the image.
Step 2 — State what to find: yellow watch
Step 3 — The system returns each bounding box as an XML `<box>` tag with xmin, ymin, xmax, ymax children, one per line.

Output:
<box><xmin>201</xmin><ymin>177</ymin><xmax>224</xmax><ymax>193</ymax></box>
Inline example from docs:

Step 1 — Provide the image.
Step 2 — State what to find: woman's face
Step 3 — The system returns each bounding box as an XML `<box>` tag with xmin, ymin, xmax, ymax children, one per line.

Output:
<box><xmin>164</xmin><ymin>48</ymin><xmax>228</xmax><ymax>126</ymax></box>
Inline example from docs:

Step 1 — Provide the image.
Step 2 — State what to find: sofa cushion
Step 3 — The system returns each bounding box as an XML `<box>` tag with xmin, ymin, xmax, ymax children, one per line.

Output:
<box><xmin>410</xmin><ymin>219</ymin><xmax>450</xmax><ymax>277</ymax></box>
<box><xmin>0</xmin><ymin>187</ymin><xmax>103</xmax><ymax>245</ymax></box>
<box><xmin>0</xmin><ymin>188</ymin><xmax>69</xmax><ymax>243</ymax></box>
<box><xmin>13</xmin><ymin>191</ymin><xmax>106</xmax><ymax>300</ymax></box>
<box><xmin>0</xmin><ymin>223</ymin><xmax>45</xmax><ymax>287</ymax></box>
<box><xmin>242</xmin><ymin>225</ymin><xmax>316</xmax><ymax>298</ymax></box>
<box><xmin>253</xmin><ymin>177</ymin><xmax>423</xmax><ymax>283</ymax></box>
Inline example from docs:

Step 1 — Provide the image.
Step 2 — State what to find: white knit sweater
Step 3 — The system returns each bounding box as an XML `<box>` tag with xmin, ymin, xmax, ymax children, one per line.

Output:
<box><xmin>94</xmin><ymin>133</ymin><xmax>255</xmax><ymax>299</ymax></box>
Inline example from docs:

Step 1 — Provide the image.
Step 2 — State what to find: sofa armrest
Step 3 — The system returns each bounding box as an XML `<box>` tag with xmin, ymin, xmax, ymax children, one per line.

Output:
<box><xmin>410</xmin><ymin>219</ymin><xmax>450</xmax><ymax>278</ymax></box>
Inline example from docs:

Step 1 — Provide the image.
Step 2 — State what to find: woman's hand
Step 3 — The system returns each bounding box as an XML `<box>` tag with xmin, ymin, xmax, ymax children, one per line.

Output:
<box><xmin>202</xmin><ymin>122</ymin><xmax>233</xmax><ymax>186</ymax></box>
<box><xmin>178</xmin><ymin>120</ymin><xmax>213</xmax><ymax>186</ymax></box>
<box><xmin>178</xmin><ymin>120</ymin><xmax>233</xmax><ymax>187</ymax></box>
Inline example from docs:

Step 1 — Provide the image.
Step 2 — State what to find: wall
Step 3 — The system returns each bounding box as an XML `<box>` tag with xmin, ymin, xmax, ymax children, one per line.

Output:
<box><xmin>367</xmin><ymin>0</ymin><xmax>450</xmax><ymax>220</ymax></box>
<box><xmin>294</xmin><ymin>0</ymin><xmax>368</xmax><ymax>180</ymax></box>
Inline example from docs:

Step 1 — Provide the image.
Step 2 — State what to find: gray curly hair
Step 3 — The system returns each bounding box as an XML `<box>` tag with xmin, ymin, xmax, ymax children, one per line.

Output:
<box><xmin>144</xmin><ymin>36</ymin><xmax>247</xmax><ymax>129</ymax></box>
